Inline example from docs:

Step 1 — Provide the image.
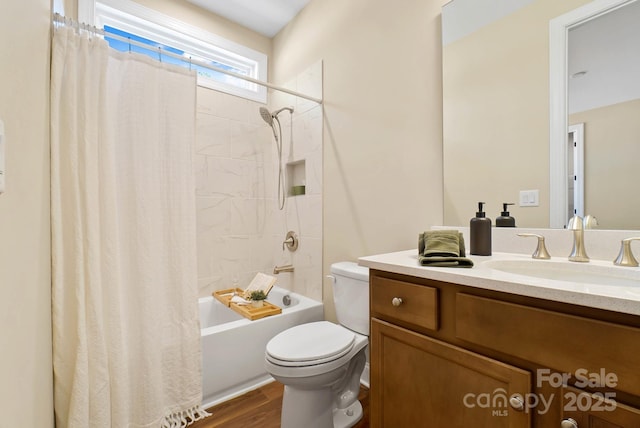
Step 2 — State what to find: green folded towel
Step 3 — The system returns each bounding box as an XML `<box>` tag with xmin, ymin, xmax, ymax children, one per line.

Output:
<box><xmin>418</xmin><ymin>230</ymin><xmax>474</xmax><ymax>268</ymax></box>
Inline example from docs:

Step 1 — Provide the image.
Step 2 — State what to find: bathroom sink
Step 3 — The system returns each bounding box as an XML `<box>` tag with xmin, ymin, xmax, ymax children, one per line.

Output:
<box><xmin>484</xmin><ymin>259</ymin><xmax>640</xmax><ymax>288</ymax></box>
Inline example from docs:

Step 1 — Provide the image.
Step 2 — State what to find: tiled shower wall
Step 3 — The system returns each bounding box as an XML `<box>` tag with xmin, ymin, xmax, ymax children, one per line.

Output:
<box><xmin>195</xmin><ymin>61</ymin><xmax>323</xmax><ymax>301</ymax></box>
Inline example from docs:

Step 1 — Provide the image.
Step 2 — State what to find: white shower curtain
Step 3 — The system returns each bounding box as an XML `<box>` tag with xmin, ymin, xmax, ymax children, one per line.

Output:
<box><xmin>51</xmin><ymin>26</ymin><xmax>207</xmax><ymax>427</ymax></box>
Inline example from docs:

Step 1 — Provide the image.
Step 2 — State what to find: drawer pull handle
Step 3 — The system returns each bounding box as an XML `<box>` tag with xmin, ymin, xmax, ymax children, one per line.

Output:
<box><xmin>391</xmin><ymin>297</ymin><xmax>403</xmax><ymax>307</ymax></box>
<box><xmin>561</xmin><ymin>418</ymin><xmax>578</xmax><ymax>428</ymax></box>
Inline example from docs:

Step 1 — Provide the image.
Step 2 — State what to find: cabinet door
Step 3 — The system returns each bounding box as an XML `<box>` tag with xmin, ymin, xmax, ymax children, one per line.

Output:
<box><xmin>371</xmin><ymin>318</ymin><xmax>531</xmax><ymax>428</ymax></box>
<box><xmin>562</xmin><ymin>386</ymin><xmax>640</xmax><ymax>428</ymax></box>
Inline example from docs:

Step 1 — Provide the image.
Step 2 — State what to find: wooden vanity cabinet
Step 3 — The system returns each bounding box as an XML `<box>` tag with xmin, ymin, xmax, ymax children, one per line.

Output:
<box><xmin>369</xmin><ymin>269</ymin><xmax>640</xmax><ymax>428</ymax></box>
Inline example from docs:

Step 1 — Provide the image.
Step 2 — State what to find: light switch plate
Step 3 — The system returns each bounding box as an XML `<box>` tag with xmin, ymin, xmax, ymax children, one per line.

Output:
<box><xmin>519</xmin><ymin>189</ymin><xmax>539</xmax><ymax>207</ymax></box>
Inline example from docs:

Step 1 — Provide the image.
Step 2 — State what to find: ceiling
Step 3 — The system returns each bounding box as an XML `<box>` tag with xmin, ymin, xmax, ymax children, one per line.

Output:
<box><xmin>186</xmin><ymin>0</ymin><xmax>311</xmax><ymax>38</ymax></box>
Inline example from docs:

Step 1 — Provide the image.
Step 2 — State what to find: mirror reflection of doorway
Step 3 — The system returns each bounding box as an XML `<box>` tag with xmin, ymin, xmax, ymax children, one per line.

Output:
<box><xmin>568</xmin><ymin>123</ymin><xmax>584</xmax><ymax>226</ymax></box>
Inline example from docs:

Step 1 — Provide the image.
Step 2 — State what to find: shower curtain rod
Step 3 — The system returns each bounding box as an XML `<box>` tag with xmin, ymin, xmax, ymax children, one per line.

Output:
<box><xmin>52</xmin><ymin>13</ymin><xmax>323</xmax><ymax>105</ymax></box>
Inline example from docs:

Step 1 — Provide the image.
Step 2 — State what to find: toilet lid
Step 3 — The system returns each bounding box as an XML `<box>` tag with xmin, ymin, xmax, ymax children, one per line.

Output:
<box><xmin>266</xmin><ymin>321</ymin><xmax>355</xmax><ymax>364</ymax></box>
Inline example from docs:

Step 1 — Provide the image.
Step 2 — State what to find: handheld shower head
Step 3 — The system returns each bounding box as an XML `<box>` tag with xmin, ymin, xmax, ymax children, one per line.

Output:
<box><xmin>258</xmin><ymin>106</ymin><xmax>294</xmax><ymax>126</ymax></box>
<box><xmin>259</xmin><ymin>107</ymin><xmax>279</xmax><ymax>142</ymax></box>
<box><xmin>258</xmin><ymin>105</ymin><xmax>294</xmax><ymax>211</ymax></box>
<box><xmin>259</xmin><ymin>107</ymin><xmax>273</xmax><ymax>126</ymax></box>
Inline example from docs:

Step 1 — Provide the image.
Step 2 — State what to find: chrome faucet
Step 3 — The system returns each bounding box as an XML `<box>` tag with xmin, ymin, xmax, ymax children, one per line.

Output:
<box><xmin>567</xmin><ymin>215</ymin><xmax>589</xmax><ymax>262</ymax></box>
<box><xmin>273</xmin><ymin>264</ymin><xmax>294</xmax><ymax>274</ymax></box>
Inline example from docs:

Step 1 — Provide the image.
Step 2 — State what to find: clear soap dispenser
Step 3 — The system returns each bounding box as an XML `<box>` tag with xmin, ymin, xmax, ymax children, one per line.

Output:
<box><xmin>470</xmin><ymin>202</ymin><xmax>492</xmax><ymax>256</ymax></box>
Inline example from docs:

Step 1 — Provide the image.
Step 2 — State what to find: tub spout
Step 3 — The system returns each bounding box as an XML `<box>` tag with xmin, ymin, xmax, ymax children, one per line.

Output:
<box><xmin>273</xmin><ymin>264</ymin><xmax>294</xmax><ymax>274</ymax></box>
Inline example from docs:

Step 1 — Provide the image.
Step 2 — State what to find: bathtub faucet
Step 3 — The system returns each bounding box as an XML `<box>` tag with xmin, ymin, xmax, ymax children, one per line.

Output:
<box><xmin>273</xmin><ymin>264</ymin><xmax>294</xmax><ymax>274</ymax></box>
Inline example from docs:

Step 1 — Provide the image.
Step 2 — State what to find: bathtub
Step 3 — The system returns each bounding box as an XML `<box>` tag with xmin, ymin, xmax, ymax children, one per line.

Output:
<box><xmin>199</xmin><ymin>286</ymin><xmax>324</xmax><ymax>408</ymax></box>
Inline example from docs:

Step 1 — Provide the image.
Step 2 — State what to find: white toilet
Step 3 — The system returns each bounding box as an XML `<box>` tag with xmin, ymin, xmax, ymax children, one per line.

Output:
<box><xmin>264</xmin><ymin>262</ymin><xmax>369</xmax><ymax>428</ymax></box>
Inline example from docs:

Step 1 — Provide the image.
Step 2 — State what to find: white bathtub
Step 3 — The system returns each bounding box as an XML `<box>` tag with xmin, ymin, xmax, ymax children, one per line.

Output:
<box><xmin>199</xmin><ymin>286</ymin><xmax>324</xmax><ymax>408</ymax></box>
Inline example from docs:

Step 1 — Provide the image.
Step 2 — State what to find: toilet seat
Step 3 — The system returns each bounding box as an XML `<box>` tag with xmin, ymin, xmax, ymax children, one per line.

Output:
<box><xmin>266</xmin><ymin>321</ymin><xmax>355</xmax><ymax>367</ymax></box>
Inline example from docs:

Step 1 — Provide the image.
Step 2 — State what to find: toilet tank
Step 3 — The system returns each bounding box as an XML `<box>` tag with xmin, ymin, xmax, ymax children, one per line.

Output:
<box><xmin>330</xmin><ymin>262</ymin><xmax>370</xmax><ymax>336</ymax></box>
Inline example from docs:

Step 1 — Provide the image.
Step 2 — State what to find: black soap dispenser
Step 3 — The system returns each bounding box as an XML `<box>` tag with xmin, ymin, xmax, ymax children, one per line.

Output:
<box><xmin>496</xmin><ymin>203</ymin><xmax>516</xmax><ymax>227</ymax></box>
<box><xmin>470</xmin><ymin>202</ymin><xmax>492</xmax><ymax>256</ymax></box>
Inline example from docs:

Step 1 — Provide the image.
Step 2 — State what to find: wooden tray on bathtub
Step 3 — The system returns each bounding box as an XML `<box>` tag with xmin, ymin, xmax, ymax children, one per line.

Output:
<box><xmin>213</xmin><ymin>288</ymin><xmax>282</xmax><ymax>321</ymax></box>
<box><xmin>213</xmin><ymin>288</ymin><xmax>244</xmax><ymax>307</ymax></box>
<box><xmin>230</xmin><ymin>301</ymin><xmax>282</xmax><ymax>321</ymax></box>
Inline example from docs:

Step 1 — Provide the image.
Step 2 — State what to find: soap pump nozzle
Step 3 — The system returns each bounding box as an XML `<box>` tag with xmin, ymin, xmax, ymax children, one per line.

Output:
<box><xmin>496</xmin><ymin>202</ymin><xmax>516</xmax><ymax>227</ymax></box>
<box><xmin>476</xmin><ymin>202</ymin><xmax>486</xmax><ymax>218</ymax></box>
<box><xmin>501</xmin><ymin>203</ymin><xmax>514</xmax><ymax>216</ymax></box>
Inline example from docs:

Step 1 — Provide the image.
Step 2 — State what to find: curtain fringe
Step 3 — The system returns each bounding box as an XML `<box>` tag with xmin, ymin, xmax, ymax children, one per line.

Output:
<box><xmin>161</xmin><ymin>405</ymin><xmax>211</xmax><ymax>428</ymax></box>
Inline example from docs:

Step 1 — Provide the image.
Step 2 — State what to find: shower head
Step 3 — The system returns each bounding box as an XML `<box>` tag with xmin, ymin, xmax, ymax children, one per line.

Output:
<box><xmin>259</xmin><ymin>106</ymin><xmax>293</xmax><ymax>212</ymax></box>
<box><xmin>258</xmin><ymin>106</ymin><xmax>294</xmax><ymax>126</ymax></box>
<box><xmin>259</xmin><ymin>107</ymin><xmax>273</xmax><ymax>126</ymax></box>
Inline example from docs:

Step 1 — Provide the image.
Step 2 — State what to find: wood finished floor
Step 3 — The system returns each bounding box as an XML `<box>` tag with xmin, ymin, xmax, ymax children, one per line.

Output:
<box><xmin>190</xmin><ymin>381</ymin><xmax>369</xmax><ymax>428</ymax></box>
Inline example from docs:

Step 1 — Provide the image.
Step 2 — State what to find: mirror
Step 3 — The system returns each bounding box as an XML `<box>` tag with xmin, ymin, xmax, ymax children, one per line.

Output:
<box><xmin>550</xmin><ymin>0</ymin><xmax>640</xmax><ymax>229</ymax></box>
<box><xmin>443</xmin><ymin>0</ymin><xmax>640</xmax><ymax>230</ymax></box>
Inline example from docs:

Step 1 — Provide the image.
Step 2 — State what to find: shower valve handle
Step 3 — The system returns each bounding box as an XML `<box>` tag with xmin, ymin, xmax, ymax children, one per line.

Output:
<box><xmin>282</xmin><ymin>237</ymin><xmax>294</xmax><ymax>250</ymax></box>
<box><xmin>282</xmin><ymin>231</ymin><xmax>298</xmax><ymax>251</ymax></box>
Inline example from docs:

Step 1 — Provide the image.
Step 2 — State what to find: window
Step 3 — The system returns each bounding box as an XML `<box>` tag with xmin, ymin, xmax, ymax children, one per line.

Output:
<box><xmin>79</xmin><ymin>0</ymin><xmax>267</xmax><ymax>102</ymax></box>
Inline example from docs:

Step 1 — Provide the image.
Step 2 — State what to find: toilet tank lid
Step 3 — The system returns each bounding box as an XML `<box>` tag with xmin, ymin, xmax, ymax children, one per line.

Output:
<box><xmin>330</xmin><ymin>261</ymin><xmax>369</xmax><ymax>281</ymax></box>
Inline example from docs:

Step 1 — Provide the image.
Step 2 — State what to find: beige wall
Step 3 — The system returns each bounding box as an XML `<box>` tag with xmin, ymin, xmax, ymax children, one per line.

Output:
<box><xmin>570</xmin><ymin>99</ymin><xmax>640</xmax><ymax>230</ymax></box>
<box><xmin>443</xmin><ymin>0</ymin><xmax>590</xmax><ymax>228</ymax></box>
<box><xmin>0</xmin><ymin>0</ymin><xmax>53</xmax><ymax>427</ymax></box>
<box><xmin>273</xmin><ymin>0</ymin><xmax>446</xmax><ymax>319</ymax></box>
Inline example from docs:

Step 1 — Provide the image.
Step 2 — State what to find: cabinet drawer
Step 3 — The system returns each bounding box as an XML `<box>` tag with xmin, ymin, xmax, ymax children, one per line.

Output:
<box><xmin>371</xmin><ymin>276</ymin><xmax>438</xmax><ymax>331</ymax></box>
<box><xmin>456</xmin><ymin>293</ymin><xmax>640</xmax><ymax>397</ymax></box>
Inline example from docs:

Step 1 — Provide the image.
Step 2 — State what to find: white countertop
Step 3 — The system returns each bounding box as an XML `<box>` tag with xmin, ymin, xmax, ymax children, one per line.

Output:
<box><xmin>359</xmin><ymin>250</ymin><xmax>640</xmax><ymax>316</ymax></box>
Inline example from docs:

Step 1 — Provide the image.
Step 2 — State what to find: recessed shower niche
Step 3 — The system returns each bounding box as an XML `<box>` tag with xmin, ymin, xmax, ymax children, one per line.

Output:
<box><xmin>286</xmin><ymin>159</ymin><xmax>306</xmax><ymax>196</ymax></box>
